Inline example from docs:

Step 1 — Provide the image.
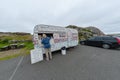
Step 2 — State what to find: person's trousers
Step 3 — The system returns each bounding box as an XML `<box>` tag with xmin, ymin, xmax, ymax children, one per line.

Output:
<box><xmin>45</xmin><ymin>48</ymin><xmax>52</xmax><ymax>60</ymax></box>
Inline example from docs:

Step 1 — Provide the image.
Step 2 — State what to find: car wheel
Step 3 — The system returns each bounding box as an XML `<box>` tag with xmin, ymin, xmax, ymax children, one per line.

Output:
<box><xmin>102</xmin><ymin>44</ymin><xmax>110</xmax><ymax>49</ymax></box>
<box><xmin>81</xmin><ymin>42</ymin><xmax>85</xmax><ymax>45</ymax></box>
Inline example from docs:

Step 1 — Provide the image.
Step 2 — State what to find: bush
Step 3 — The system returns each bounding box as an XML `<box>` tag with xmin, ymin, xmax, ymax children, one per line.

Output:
<box><xmin>1</xmin><ymin>39</ymin><xmax>9</xmax><ymax>44</ymax></box>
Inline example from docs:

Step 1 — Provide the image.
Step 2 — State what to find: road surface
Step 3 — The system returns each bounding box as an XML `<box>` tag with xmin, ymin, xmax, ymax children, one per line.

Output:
<box><xmin>0</xmin><ymin>45</ymin><xmax>120</xmax><ymax>80</ymax></box>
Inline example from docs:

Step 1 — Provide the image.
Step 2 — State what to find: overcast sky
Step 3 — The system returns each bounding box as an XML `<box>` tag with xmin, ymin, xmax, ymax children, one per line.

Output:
<box><xmin>0</xmin><ymin>0</ymin><xmax>120</xmax><ymax>34</ymax></box>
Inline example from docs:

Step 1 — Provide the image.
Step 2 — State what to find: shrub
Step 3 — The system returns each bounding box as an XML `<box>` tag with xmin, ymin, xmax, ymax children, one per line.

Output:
<box><xmin>1</xmin><ymin>39</ymin><xmax>9</xmax><ymax>44</ymax></box>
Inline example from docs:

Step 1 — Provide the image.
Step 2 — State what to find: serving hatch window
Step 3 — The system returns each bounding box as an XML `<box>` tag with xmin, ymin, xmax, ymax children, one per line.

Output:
<box><xmin>38</xmin><ymin>33</ymin><xmax>53</xmax><ymax>39</ymax></box>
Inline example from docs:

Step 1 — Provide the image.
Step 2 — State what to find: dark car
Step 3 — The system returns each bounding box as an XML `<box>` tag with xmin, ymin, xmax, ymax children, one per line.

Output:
<box><xmin>80</xmin><ymin>36</ymin><xmax>120</xmax><ymax>49</ymax></box>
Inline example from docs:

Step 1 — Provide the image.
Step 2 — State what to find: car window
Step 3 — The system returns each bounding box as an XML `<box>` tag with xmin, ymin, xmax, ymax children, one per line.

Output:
<box><xmin>94</xmin><ymin>37</ymin><xmax>102</xmax><ymax>41</ymax></box>
<box><xmin>88</xmin><ymin>37</ymin><xmax>95</xmax><ymax>40</ymax></box>
<box><xmin>102</xmin><ymin>37</ymin><xmax>115</xmax><ymax>40</ymax></box>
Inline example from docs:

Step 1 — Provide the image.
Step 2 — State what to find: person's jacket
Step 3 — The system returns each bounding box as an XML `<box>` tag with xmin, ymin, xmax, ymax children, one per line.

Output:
<box><xmin>41</xmin><ymin>37</ymin><xmax>51</xmax><ymax>48</ymax></box>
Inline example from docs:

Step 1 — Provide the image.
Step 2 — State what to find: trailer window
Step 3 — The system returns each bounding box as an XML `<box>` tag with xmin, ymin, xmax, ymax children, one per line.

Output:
<box><xmin>38</xmin><ymin>33</ymin><xmax>53</xmax><ymax>38</ymax></box>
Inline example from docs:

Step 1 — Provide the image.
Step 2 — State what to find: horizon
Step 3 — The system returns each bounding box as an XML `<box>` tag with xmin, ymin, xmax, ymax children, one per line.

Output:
<box><xmin>0</xmin><ymin>25</ymin><xmax>120</xmax><ymax>34</ymax></box>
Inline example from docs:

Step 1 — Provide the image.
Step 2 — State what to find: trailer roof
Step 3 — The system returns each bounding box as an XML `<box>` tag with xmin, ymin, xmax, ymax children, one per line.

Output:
<box><xmin>34</xmin><ymin>24</ymin><xmax>78</xmax><ymax>33</ymax></box>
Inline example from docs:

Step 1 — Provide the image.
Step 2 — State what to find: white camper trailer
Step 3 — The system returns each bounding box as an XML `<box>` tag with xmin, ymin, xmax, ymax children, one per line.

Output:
<box><xmin>31</xmin><ymin>24</ymin><xmax>78</xmax><ymax>64</ymax></box>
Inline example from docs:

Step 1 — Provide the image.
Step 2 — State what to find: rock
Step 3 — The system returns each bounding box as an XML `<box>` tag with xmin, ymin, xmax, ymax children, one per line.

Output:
<box><xmin>18</xmin><ymin>44</ymin><xmax>25</xmax><ymax>48</ymax></box>
<box><xmin>86</xmin><ymin>26</ymin><xmax>105</xmax><ymax>36</ymax></box>
<box><xmin>0</xmin><ymin>45</ymin><xmax>11</xmax><ymax>51</ymax></box>
<box><xmin>66</xmin><ymin>25</ymin><xmax>105</xmax><ymax>36</ymax></box>
<box><xmin>10</xmin><ymin>44</ymin><xmax>18</xmax><ymax>49</ymax></box>
<box><xmin>66</xmin><ymin>25</ymin><xmax>105</xmax><ymax>40</ymax></box>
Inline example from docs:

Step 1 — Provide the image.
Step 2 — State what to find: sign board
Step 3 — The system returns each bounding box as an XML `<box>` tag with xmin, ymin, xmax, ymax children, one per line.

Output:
<box><xmin>30</xmin><ymin>49</ymin><xmax>43</xmax><ymax>64</ymax></box>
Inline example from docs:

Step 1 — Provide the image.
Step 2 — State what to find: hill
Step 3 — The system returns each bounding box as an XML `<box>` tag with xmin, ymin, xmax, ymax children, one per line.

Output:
<box><xmin>66</xmin><ymin>25</ymin><xmax>105</xmax><ymax>40</ymax></box>
<box><xmin>86</xmin><ymin>26</ymin><xmax>105</xmax><ymax>36</ymax></box>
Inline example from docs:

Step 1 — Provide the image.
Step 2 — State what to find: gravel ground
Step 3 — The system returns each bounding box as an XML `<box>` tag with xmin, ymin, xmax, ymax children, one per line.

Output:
<box><xmin>0</xmin><ymin>49</ymin><xmax>23</xmax><ymax>58</ymax></box>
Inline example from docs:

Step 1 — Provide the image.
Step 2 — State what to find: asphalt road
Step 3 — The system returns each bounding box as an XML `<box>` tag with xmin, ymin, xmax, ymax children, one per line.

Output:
<box><xmin>0</xmin><ymin>45</ymin><xmax>120</xmax><ymax>80</ymax></box>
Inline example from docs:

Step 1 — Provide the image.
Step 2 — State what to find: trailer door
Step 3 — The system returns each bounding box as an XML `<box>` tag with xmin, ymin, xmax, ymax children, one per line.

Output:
<box><xmin>67</xmin><ymin>30</ymin><xmax>72</xmax><ymax>47</ymax></box>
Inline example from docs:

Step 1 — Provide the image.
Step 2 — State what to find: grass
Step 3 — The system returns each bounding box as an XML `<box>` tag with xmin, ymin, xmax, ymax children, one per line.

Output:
<box><xmin>24</xmin><ymin>41</ymin><xmax>34</xmax><ymax>50</ymax></box>
<box><xmin>22</xmin><ymin>41</ymin><xmax>34</xmax><ymax>55</ymax></box>
<box><xmin>0</xmin><ymin>34</ymin><xmax>34</xmax><ymax>61</ymax></box>
<box><xmin>0</xmin><ymin>43</ymin><xmax>9</xmax><ymax>48</ymax></box>
<box><xmin>0</xmin><ymin>42</ymin><xmax>34</xmax><ymax>61</ymax></box>
<box><xmin>0</xmin><ymin>35</ymin><xmax>32</xmax><ymax>41</ymax></box>
<box><xmin>0</xmin><ymin>35</ymin><xmax>32</xmax><ymax>48</ymax></box>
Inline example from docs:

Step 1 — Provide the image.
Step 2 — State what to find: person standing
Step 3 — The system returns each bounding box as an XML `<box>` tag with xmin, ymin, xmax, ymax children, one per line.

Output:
<box><xmin>41</xmin><ymin>34</ymin><xmax>52</xmax><ymax>61</ymax></box>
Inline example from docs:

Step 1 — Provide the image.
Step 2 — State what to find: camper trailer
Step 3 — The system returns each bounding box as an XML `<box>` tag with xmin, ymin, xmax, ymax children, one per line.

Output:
<box><xmin>33</xmin><ymin>24</ymin><xmax>78</xmax><ymax>53</ymax></box>
<box><xmin>31</xmin><ymin>24</ymin><xmax>78</xmax><ymax>64</ymax></box>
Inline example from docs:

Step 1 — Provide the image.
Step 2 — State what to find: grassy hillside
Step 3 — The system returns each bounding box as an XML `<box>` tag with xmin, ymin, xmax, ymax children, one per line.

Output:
<box><xmin>66</xmin><ymin>25</ymin><xmax>93</xmax><ymax>41</ymax></box>
<box><xmin>66</xmin><ymin>25</ymin><xmax>105</xmax><ymax>41</ymax></box>
<box><xmin>0</xmin><ymin>34</ymin><xmax>34</xmax><ymax>60</ymax></box>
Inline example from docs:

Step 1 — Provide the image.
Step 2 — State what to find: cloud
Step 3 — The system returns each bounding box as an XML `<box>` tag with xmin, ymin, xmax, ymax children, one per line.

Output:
<box><xmin>0</xmin><ymin>0</ymin><xmax>120</xmax><ymax>34</ymax></box>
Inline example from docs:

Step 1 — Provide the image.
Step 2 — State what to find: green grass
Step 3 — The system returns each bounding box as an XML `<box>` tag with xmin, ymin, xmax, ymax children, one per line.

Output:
<box><xmin>24</xmin><ymin>41</ymin><xmax>34</xmax><ymax>50</ymax></box>
<box><xmin>0</xmin><ymin>42</ymin><xmax>34</xmax><ymax>61</ymax></box>
<box><xmin>0</xmin><ymin>43</ymin><xmax>9</xmax><ymax>48</ymax></box>
<box><xmin>0</xmin><ymin>35</ymin><xmax>32</xmax><ymax>41</ymax></box>
<box><xmin>0</xmin><ymin>34</ymin><xmax>34</xmax><ymax>61</ymax></box>
<box><xmin>0</xmin><ymin>35</ymin><xmax>32</xmax><ymax>48</ymax></box>
<box><xmin>22</xmin><ymin>41</ymin><xmax>34</xmax><ymax>55</ymax></box>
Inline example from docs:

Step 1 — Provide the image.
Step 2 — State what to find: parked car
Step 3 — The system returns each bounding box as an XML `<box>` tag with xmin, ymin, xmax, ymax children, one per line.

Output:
<box><xmin>80</xmin><ymin>36</ymin><xmax>120</xmax><ymax>49</ymax></box>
